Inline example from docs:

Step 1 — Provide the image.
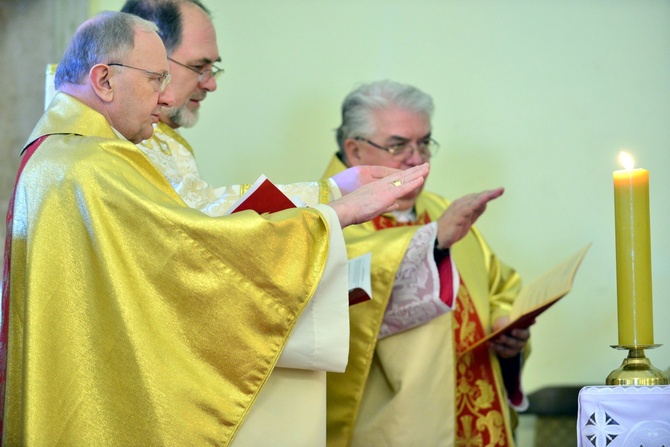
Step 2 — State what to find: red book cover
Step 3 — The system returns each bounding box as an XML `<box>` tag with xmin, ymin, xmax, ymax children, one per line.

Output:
<box><xmin>226</xmin><ymin>175</ymin><xmax>296</xmax><ymax>214</ymax></box>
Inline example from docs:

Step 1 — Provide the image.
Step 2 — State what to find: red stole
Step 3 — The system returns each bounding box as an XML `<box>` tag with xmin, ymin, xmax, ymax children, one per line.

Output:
<box><xmin>371</xmin><ymin>211</ymin><xmax>430</xmax><ymax>229</ymax></box>
<box><xmin>453</xmin><ymin>283</ymin><xmax>510</xmax><ymax>446</ymax></box>
<box><xmin>1</xmin><ymin>135</ymin><xmax>49</xmax><ymax>434</ymax></box>
<box><xmin>372</xmin><ymin>213</ymin><xmax>510</xmax><ymax>446</ymax></box>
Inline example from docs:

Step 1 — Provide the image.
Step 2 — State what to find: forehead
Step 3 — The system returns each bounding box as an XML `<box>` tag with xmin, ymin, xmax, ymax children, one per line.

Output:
<box><xmin>171</xmin><ymin>3</ymin><xmax>219</xmax><ymax>62</ymax></box>
<box><xmin>128</xmin><ymin>28</ymin><xmax>169</xmax><ymax>71</ymax></box>
<box><xmin>371</xmin><ymin>106</ymin><xmax>431</xmax><ymax>138</ymax></box>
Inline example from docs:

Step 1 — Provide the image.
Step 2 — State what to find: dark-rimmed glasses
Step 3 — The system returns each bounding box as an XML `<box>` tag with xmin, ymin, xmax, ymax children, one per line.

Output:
<box><xmin>108</xmin><ymin>63</ymin><xmax>171</xmax><ymax>92</ymax></box>
<box><xmin>168</xmin><ymin>57</ymin><xmax>224</xmax><ymax>83</ymax></box>
<box><xmin>355</xmin><ymin>137</ymin><xmax>439</xmax><ymax>160</ymax></box>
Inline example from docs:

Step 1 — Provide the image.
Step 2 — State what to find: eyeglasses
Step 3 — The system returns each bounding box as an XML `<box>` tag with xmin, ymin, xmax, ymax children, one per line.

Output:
<box><xmin>168</xmin><ymin>57</ymin><xmax>224</xmax><ymax>83</ymax></box>
<box><xmin>355</xmin><ymin>136</ymin><xmax>439</xmax><ymax>160</ymax></box>
<box><xmin>108</xmin><ymin>63</ymin><xmax>171</xmax><ymax>92</ymax></box>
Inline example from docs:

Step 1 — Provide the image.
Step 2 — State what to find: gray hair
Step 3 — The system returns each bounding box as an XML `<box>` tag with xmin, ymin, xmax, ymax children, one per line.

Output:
<box><xmin>335</xmin><ymin>80</ymin><xmax>435</xmax><ymax>157</ymax></box>
<box><xmin>54</xmin><ymin>11</ymin><xmax>159</xmax><ymax>89</ymax></box>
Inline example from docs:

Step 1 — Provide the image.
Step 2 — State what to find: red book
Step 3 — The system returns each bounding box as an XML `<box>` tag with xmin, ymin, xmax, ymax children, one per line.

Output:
<box><xmin>226</xmin><ymin>175</ymin><xmax>297</xmax><ymax>214</ymax></box>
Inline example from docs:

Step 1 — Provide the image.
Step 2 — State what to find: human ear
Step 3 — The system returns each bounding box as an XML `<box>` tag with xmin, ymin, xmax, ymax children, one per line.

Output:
<box><xmin>89</xmin><ymin>64</ymin><xmax>114</xmax><ymax>102</ymax></box>
<box><xmin>344</xmin><ymin>138</ymin><xmax>362</xmax><ymax>166</ymax></box>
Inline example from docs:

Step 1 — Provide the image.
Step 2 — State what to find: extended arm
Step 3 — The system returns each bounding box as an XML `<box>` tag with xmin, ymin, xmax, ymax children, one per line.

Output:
<box><xmin>329</xmin><ymin>164</ymin><xmax>430</xmax><ymax>228</ymax></box>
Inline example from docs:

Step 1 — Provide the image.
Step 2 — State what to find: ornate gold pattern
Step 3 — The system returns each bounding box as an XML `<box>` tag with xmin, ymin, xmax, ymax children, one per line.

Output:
<box><xmin>454</xmin><ymin>283</ymin><xmax>509</xmax><ymax>447</ymax></box>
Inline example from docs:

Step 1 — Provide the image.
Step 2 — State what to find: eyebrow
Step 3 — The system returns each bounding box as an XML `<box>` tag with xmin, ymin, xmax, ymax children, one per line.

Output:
<box><xmin>387</xmin><ymin>132</ymin><xmax>432</xmax><ymax>142</ymax></box>
<box><xmin>191</xmin><ymin>57</ymin><xmax>222</xmax><ymax>65</ymax></box>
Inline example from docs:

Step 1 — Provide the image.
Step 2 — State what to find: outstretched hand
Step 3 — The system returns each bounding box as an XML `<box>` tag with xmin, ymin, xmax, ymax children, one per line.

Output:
<box><xmin>331</xmin><ymin>165</ymin><xmax>408</xmax><ymax>196</ymax></box>
<box><xmin>436</xmin><ymin>188</ymin><xmax>504</xmax><ymax>249</ymax></box>
<box><xmin>329</xmin><ymin>163</ymin><xmax>430</xmax><ymax>228</ymax></box>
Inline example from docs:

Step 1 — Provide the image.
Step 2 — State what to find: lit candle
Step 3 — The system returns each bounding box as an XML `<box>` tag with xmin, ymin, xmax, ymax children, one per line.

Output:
<box><xmin>613</xmin><ymin>151</ymin><xmax>653</xmax><ymax>346</ymax></box>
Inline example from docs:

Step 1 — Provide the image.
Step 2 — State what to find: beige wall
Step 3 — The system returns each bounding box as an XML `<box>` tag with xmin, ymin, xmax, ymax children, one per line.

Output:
<box><xmin>0</xmin><ymin>0</ymin><xmax>87</xmax><ymax>243</ymax></box>
<box><xmin>7</xmin><ymin>0</ymin><xmax>669</xmax><ymax>397</ymax></box>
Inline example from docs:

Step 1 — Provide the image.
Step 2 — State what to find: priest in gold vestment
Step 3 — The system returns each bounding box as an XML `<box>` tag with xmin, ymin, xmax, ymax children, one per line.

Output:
<box><xmin>323</xmin><ymin>80</ymin><xmax>531</xmax><ymax>447</ymax></box>
<box><xmin>0</xmin><ymin>14</ymin><xmax>429</xmax><ymax>446</ymax></box>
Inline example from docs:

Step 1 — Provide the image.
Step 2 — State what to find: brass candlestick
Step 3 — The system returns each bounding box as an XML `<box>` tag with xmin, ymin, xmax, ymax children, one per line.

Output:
<box><xmin>606</xmin><ymin>344</ymin><xmax>669</xmax><ymax>386</ymax></box>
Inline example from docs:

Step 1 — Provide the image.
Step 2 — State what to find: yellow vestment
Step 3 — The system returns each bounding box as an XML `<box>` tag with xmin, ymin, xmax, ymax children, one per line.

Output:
<box><xmin>135</xmin><ymin>117</ymin><xmax>351</xmax><ymax>447</ymax></box>
<box><xmin>323</xmin><ymin>155</ymin><xmax>522</xmax><ymax>447</ymax></box>
<box><xmin>1</xmin><ymin>93</ymin><xmax>336</xmax><ymax>446</ymax></box>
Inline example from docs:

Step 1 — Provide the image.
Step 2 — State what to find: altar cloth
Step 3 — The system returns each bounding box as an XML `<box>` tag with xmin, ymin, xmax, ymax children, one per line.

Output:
<box><xmin>577</xmin><ymin>385</ymin><xmax>670</xmax><ymax>447</ymax></box>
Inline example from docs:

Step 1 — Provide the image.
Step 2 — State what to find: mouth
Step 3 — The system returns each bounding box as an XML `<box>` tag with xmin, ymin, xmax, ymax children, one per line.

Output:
<box><xmin>189</xmin><ymin>95</ymin><xmax>206</xmax><ymax>107</ymax></box>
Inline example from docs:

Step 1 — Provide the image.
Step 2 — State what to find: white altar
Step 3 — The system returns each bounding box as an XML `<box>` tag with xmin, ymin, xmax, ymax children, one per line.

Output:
<box><xmin>577</xmin><ymin>385</ymin><xmax>670</xmax><ymax>447</ymax></box>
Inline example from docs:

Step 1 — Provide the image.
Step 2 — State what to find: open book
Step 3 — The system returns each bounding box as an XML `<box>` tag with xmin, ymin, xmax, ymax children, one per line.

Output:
<box><xmin>227</xmin><ymin>174</ymin><xmax>372</xmax><ymax>305</ymax></box>
<box><xmin>459</xmin><ymin>243</ymin><xmax>591</xmax><ymax>354</ymax></box>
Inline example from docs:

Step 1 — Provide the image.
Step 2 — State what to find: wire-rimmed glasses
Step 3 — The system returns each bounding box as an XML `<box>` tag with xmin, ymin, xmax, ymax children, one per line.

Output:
<box><xmin>167</xmin><ymin>57</ymin><xmax>224</xmax><ymax>83</ymax></box>
<box><xmin>108</xmin><ymin>63</ymin><xmax>171</xmax><ymax>92</ymax></box>
<box><xmin>355</xmin><ymin>136</ymin><xmax>439</xmax><ymax>160</ymax></box>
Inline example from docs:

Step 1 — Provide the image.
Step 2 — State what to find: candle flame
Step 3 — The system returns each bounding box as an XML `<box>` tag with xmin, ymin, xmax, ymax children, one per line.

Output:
<box><xmin>618</xmin><ymin>151</ymin><xmax>635</xmax><ymax>170</ymax></box>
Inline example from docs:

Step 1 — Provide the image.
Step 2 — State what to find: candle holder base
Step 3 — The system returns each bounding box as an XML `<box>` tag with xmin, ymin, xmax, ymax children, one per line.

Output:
<box><xmin>606</xmin><ymin>345</ymin><xmax>668</xmax><ymax>386</ymax></box>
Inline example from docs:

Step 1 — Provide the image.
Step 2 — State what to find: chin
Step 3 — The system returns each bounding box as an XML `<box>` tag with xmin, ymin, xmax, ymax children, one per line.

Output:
<box><xmin>396</xmin><ymin>189</ymin><xmax>421</xmax><ymax>211</ymax></box>
<box><xmin>168</xmin><ymin>106</ymin><xmax>199</xmax><ymax>128</ymax></box>
<box><xmin>139</xmin><ymin>128</ymin><xmax>155</xmax><ymax>142</ymax></box>
<box><xmin>396</xmin><ymin>198</ymin><xmax>416</xmax><ymax>211</ymax></box>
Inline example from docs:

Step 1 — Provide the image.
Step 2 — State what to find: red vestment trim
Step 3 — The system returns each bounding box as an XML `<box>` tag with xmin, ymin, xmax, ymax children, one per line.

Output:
<box><xmin>453</xmin><ymin>280</ymin><xmax>510</xmax><ymax>446</ymax></box>
<box><xmin>1</xmin><ymin>135</ymin><xmax>50</xmax><ymax>435</ymax></box>
<box><xmin>371</xmin><ymin>211</ymin><xmax>430</xmax><ymax>229</ymax></box>
<box><xmin>437</xmin><ymin>251</ymin><xmax>455</xmax><ymax>308</ymax></box>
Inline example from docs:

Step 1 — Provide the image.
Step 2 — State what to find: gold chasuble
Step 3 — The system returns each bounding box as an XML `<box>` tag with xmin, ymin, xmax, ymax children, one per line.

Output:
<box><xmin>323</xmin><ymin>155</ymin><xmax>522</xmax><ymax>447</ymax></box>
<box><xmin>1</xmin><ymin>92</ymin><xmax>334</xmax><ymax>446</ymax></box>
<box><xmin>135</xmin><ymin>119</ymin><xmax>347</xmax><ymax>447</ymax></box>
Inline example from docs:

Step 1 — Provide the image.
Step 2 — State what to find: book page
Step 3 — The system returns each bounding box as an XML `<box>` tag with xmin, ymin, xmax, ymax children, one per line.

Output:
<box><xmin>348</xmin><ymin>252</ymin><xmax>372</xmax><ymax>306</ymax></box>
<box><xmin>459</xmin><ymin>243</ymin><xmax>591</xmax><ymax>354</ymax></box>
<box><xmin>509</xmin><ymin>243</ymin><xmax>591</xmax><ymax>321</ymax></box>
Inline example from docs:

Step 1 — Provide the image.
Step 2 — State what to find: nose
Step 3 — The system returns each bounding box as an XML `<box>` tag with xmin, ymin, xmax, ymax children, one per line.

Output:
<box><xmin>159</xmin><ymin>83</ymin><xmax>175</xmax><ymax>108</ymax></box>
<box><xmin>199</xmin><ymin>75</ymin><xmax>218</xmax><ymax>92</ymax></box>
<box><xmin>403</xmin><ymin>146</ymin><xmax>426</xmax><ymax>167</ymax></box>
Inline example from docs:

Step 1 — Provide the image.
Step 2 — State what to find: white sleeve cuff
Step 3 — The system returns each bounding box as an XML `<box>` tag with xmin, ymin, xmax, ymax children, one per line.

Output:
<box><xmin>276</xmin><ymin>204</ymin><xmax>350</xmax><ymax>371</ymax></box>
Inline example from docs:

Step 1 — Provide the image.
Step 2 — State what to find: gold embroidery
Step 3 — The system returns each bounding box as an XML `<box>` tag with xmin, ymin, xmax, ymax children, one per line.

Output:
<box><xmin>455</xmin><ymin>285</ymin><xmax>508</xmax><ymax>447</ymax></box>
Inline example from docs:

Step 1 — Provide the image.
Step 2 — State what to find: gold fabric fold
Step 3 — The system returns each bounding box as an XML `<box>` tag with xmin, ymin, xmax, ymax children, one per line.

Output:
<box><xmin>3</xmin><ymin>92</ymin><xmax>330</xmax><ymax>446</ymax></box>
<box><xmin>154</xmin><ymin>120</ymin><xmax>195</xmax><ymax>155</ymax></box>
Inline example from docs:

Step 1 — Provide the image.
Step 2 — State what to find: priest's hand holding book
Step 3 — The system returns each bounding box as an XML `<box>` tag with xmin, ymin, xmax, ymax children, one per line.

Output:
<box><xmin>489</xmin><ymin>316</ymin><xmax>533</xmax><ymax>359</ymax></box>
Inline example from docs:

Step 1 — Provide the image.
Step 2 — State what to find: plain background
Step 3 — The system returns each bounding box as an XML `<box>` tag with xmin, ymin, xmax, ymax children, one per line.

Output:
<box><xmin>91</xmin><ymin>0</ymin><xmax>670</xmax><ymax>395</ymax></box>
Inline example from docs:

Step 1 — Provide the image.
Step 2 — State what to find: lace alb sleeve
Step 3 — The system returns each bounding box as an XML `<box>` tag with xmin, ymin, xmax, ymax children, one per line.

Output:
<box><xmin>378</xmin><ymin>222</ymin><xmax>458</xmax><ymax>339</ymax></box>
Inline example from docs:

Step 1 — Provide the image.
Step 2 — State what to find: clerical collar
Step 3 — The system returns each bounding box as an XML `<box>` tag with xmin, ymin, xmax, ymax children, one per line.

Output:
<box><xmin>391</xmin><ymin>208</ymin><xmax>417</xmax><ymax>223</ymax></box>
